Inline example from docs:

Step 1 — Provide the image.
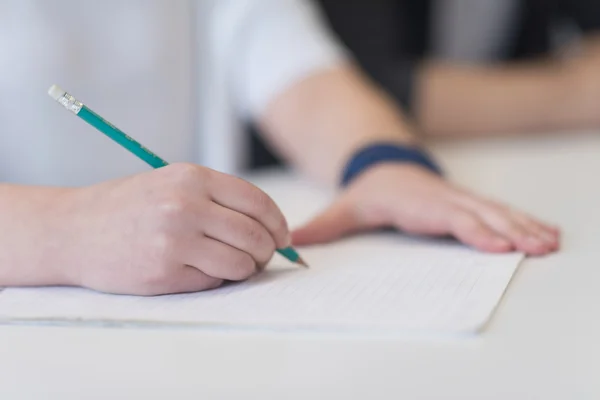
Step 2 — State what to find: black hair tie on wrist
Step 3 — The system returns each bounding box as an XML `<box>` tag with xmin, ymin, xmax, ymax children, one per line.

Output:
<box><xmin>341</xmin><ymin>143</ymin><xmax>443</xmax><ymax>187</ymax></box>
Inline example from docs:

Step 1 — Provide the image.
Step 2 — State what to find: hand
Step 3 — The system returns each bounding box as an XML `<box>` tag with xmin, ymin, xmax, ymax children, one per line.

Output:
<box><xmin>292</xmin><ymin>164</ymin><xmax>560</xmax><ymax>255</ymax></box>
<box><xmin>51</xmin><ymin>163</ymin><xmax>290</xmax><ymax>295</ymax></box>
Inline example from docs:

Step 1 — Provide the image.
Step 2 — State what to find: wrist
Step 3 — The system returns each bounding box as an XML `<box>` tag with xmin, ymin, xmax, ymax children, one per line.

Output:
<box><xmin>32</xmin><ymin>187</ymin><xmax>84</xmax><ymax>287</ymax></box>
<box><xmin>40</xmin><ymin>187</ymin><xmax>90</xmax><ymax>287</ymax></box>
<box><xmin>340</xmin><ymin>142</ymin><xmax>443</xmax><ymax>187</ymax></box>
<box><xmin>0</xmin><ymin>186</ymin><xmax>76</xmax><ymax>287</ymax></box>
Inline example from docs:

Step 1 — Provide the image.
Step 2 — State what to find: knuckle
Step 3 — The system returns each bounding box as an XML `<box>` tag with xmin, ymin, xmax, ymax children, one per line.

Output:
<box><xmin>248</xmin><ymin>187</ymin><xmax>275</xmax><ymax>215</ymax></box>
<box><xmin>227</xmin><ymin>251</ymin><xmax>256</xmax><ymax>281</ymax></box>
<box><xmin>253</xmin><ymin>238</ymin><xmax>276</xmax><ymax>265</ymax></box>
<box><xmin>453</xmin><ymin>211</ymin><xmax>481</xmax><ymax>233</ymax></box>
<box><xmin>240</xmin><ymin>221</ymin><xmax>276</xmax><ymax>262</ymax></box>
<box><xmin>231</xmin><ymin>219</ymin><xmax>276</xmax><ymax>263</ymax></box>
<box><xmin>486</xmin><ymin>200</ymin><xmax>510</xmax><ymax>213</ymax></box>
<box><xmin>169</xmin><ymin>162</ymin><xmax>203</xmax><ymax>179</ymax></box>
<box><xmin>223</xmin><ymin>214</ymin><xmax>271</xmax><ymax>250</ymax></box>
<box><xmin>484</xmin><ymin>204</ymin><xmax>510</xmax><ymax>219</ymax></box>
<box><xmin>221</xmin><ymin>212</ymin><xmax>244</xmax><ymax>235</ymax></box>
<box><xmin>156</xmin><ymin>196</ymin><xmax>188</xmax><ymax>220</ymax></box>
<box><xmin>167</xmin><ymin>163</ymin><xmax>208</xmax><ymax>188</ymax></box>
<box><xmin>505</xmin><ymin>223</ymin><xmax>527</xmax><ymax>239</ymax></box>
<box><xmin>243</xmin><ymin>220</ymin><xmax>269</xmax><ymax>248</ymax></box>
<box><xmin>152</xmin><ymin>232</ymin><xmax>177</xmax><ymax>259</ymax></box>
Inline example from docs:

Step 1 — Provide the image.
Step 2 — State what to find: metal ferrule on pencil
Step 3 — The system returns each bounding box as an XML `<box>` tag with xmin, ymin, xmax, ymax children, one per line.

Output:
<box><xmin>49</xmin><ymin>85</ymin><xmax>83</xmax><ymax>114</ymax></box>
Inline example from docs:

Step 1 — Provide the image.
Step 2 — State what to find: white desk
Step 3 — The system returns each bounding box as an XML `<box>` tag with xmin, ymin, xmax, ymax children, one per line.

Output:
<box><xmin>1</xmin><ymin>131</ymin><xmax>598</xmax><ymax>399</ymax></box>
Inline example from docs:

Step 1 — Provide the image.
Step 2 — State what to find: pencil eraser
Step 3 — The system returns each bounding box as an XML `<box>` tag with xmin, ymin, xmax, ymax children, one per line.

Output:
<box><xmin>48</xmin><ymin>84</ymin><xmax>66</xmax><ymax>101</ymax></box>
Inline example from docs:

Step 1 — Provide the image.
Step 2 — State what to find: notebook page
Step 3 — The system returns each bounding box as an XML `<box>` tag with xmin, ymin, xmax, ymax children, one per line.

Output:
<box><xmin>0</xmin><ymin>235</ymin><xmax>523</xmax><ymax>334</ymax></box>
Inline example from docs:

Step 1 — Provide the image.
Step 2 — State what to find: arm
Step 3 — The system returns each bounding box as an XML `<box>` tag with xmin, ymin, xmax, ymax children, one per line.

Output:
<box><xmin>0</xmin><ymin>185</ymin><xmax>70</xmax><ymax>286</ymax></box>
<box><xmin>0</xmin><ymin>165</ymin><xmax>291</xmax><ymax>293</ymax></box>
<box><xmin>262</xmin><ymin>62</ymin><xmax>560</xmax><ymax>255</ymax></box>
<box><xmin>375</xmin><ymin>0</ymin><xmax>600</xmax><ymax>139</ymax></box>
<box><xmin>260</xmin><ymin>65</ymin><xmax>416</xmax><ymax>184</ymax></box>
<box><xmin>415</xmin><ymin>61</ymin><xmax>578</xmax><ymax>137</ymax></box>
<box><xmin>309</xmin><ymin>0</ymin><xmax>600</xmax><ymax>138</ymax></box>
<box><xmin>415</xmin><ymin>32</ymin><xmax>600</xmax><ymax>137</ymax></box>
<box><xmin>231</xmin><ymin>0</ymin><xmax>559</xmax><ymax>255</ymax></box>
<box><xmin>230</xmin><ymin>0</ymin><xmax>415</xmax><ymax>184</ymax></box>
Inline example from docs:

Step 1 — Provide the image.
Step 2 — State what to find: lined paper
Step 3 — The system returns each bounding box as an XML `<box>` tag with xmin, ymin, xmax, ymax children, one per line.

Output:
<box><xmin>0</xmin><ymin>234</ymin><xmax>523</xmax><ymax>334</ymax></box>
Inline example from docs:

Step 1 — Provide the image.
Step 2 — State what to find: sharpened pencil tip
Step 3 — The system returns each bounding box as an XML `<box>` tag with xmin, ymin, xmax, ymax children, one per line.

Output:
<box><xmin>297</xmin><ymin>256</ymin><xmax>309</xmax><ymax>268</ymax></box>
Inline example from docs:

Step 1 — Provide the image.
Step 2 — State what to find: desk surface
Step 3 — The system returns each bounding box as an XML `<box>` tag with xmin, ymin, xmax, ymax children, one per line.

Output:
<box><xmin>1</xmin><ymin>132</ymin><xmax>598</xmax><ymax>399</ymax></box>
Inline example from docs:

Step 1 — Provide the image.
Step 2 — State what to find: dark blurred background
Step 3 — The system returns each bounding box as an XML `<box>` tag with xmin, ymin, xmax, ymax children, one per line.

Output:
<box><xmin>249</xmin><ymin>0</ymin><xmax>600</xmax><ymax>169</ymax></box>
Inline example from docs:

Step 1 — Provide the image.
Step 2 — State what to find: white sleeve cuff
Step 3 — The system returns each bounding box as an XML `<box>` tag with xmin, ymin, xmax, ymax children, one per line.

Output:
<box><xmin>227</xmin><ymin>0</ymin><xmax>350</xmax><ymax>119</ymax></box>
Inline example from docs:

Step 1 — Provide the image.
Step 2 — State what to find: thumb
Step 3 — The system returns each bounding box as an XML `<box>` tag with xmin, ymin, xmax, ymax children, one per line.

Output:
<box><xmin>291</xmin><ymin>201</ymin><xmax>360</xmax><ymax>246</ymax></box>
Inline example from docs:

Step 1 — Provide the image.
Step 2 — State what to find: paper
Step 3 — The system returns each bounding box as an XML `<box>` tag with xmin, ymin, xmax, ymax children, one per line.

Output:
<box><xmin>0</xmin><ymin>234</ymin><xmax>522</xmax><ymax>334</ymax></box>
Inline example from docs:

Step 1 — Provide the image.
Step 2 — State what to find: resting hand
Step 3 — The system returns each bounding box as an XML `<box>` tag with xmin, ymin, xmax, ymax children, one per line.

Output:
<box><xmin>292</xmin><ymin>164</ymin><xmax>559</xmax><ymax>255</ymax></box>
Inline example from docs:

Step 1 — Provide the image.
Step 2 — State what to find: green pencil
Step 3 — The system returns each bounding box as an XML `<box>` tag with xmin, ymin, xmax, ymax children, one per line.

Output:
<box><xmin>48</xmin><ymin>84</ymin><xmax>307</xmax><ymax>267</ymax></box>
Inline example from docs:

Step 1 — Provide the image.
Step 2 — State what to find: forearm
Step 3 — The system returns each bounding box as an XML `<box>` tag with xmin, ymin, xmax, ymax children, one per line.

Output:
<box><xmin>415</xmin><ymin>60</ymin><xmax>589</xmax><ymax>137</ymax></box>
<box><xmin>0</xmin><ymin>184</ymin><xmax>70</xmax><ymax>286</ymax></box>
<box><xmin>259</xmin><ymin>64</ymin><xmax>418</xmax><ymax>185</ymax></box>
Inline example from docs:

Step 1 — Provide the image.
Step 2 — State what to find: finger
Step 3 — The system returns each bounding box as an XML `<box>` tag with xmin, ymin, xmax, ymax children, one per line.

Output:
<box><xmin>473</xmin><ymin>207</ymin><xmax>555</xmax><ymax>255</ymax></box>
<box><xmin>148</xmin><ymin>266</ymin><xmax>223</xmax><ymax>296</ymax></box>
<box><xmin>454</xmin><ymin>196</ymin><xmax>559</xmax><ymax>254</ymax></box>
<box><xmin>184</xmin><ymin>237</ymin><xmax>258</xmax><ymax>281</ymax></box>
<box><xmin>292</xmin><ymin>201</ymin><xmax>360</xmax><ymax>246</ymax></box>
<box><xmin>449</xmin><ymin>209</ymin><xmax>514</xmax><ymax>253</ymax></box>
<box><xmin>480</xmin><ymin>202</ymin><xmax>559</xmax><ymax>245</ymax></box>
<box><xmin>507</xmin><ymin>210</ymin><xmax>560</xmax><ymax>249</ymax></box>
<box><xmin>206</xmin><ymin>171</ymin><xmax>290</xmax><ymax>248</ymax></box>
<box><xmin>201</xmin><ymin>202</ymin><xmax>276</xmax><ymax>266</ymax></box>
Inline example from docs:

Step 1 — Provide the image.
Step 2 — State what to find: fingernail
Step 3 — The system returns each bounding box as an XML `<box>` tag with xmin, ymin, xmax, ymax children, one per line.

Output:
<box><xmin>284</xmin><ymin>231</ymin><xmax>292</xmax><ymax>247</ymax></box>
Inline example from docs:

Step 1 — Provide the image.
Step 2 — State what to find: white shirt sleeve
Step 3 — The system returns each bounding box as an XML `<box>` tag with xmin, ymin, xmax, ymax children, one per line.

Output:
<box><xmin>221</xmin><ymin>0</ymin><xmax>350</xmax><ymax>119</ymax></box>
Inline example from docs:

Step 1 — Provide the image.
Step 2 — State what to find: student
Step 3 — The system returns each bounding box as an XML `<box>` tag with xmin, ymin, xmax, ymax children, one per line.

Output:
<box><xmin>0</xmin><ymin>0</ymin><xmax>558</xmax><ymax>296</ymax></box>
<box><xmin>317</xmin><ymin>0</ymin><xmax>600</xmax><ymax>137</ymax></box>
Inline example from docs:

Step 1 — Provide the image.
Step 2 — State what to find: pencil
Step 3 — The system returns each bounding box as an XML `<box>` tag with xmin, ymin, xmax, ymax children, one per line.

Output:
<box><xmin>48</xmin><ymin>84</ymin><xmax>307</xmax><ymax>268</ymax></box>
